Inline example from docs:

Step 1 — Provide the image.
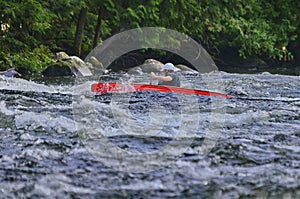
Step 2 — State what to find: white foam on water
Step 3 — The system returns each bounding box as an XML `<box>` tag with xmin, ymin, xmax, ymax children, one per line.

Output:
<box><xmin>225</xmin><ymin>110</ymin><xmax>270</xmax><ymax>127</ymax></box>
<box><xmin>120</xmin><ymin>179</ymin><xmax>165</xmax><ymax>190</ymax></box>
<box><xmin>20</xmin><ymin>148</ymin><xmax>62</xmax><ymax>160</ymax></box>
<box><xmin>0</xmin><ymin>101</ymin><xmax>16</xmax><ymax>115</ymax></box>
<box><xmin>0</xmin><ymin>76</ymin><xmax>73</xmax><ymax>94</ymax></box>
<box><xmin>73</xmin><ymin>80</ymin><xmax>96</xmax><ymax>96</ymax></box>
<box><xmin>29</xmin><ymin>174</ymin><xmax>95</xmax><ymax>198</ymax></box>
<box><xmin>15</xmin><ymin>111</ymin><xmax>76</xmax><ymax>133</ymax></box>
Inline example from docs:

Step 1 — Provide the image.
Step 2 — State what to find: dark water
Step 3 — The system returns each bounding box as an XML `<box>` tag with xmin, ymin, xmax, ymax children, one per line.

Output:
<box><xmin>0</xmin><ymin>72</ymin><xmax>299</xmax><ymax>198</ymax></box>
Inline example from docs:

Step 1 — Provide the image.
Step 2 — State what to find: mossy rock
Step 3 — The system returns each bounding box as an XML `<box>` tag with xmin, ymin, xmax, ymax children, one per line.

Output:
<box><xmin>88</xmin><ymin>56</ymin><xmax>103</xmax><ymax>69</ymax></box>
<box><xmin>42</xmin><ymin>61</ymin><xmax>73</xmax><ymax>77</ymax></box>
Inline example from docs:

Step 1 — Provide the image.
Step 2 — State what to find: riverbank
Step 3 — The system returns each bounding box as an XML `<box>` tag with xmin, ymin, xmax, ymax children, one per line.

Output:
<box><xmin>1</xmin><ymin>49</ymin><xmax>299</xmax><ymax>78</ymax></box>
<box><xmin>218</xmin><ymin>65</ymin><xmax>300</xmax><ymax>76</ymax></box>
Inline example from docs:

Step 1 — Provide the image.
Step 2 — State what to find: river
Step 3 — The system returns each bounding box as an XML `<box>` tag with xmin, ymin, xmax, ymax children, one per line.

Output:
<box><xmin>0</xmin><ymin>71</ymin><xmax>299</xmax><ymax>198</ymax></box>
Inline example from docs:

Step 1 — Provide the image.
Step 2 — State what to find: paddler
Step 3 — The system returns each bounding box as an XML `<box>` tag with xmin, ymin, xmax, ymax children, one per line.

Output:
<box><xmin>149</xmin><ymin>63</ymin><xmax>180</xmax><ymax>87</ymax></box>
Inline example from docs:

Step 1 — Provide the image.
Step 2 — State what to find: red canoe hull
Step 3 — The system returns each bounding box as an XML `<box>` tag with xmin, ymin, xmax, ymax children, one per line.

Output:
<box><xmin>91</xmin><ymin>82</ymin><xmax>233</xmax><ymax>99</ymax></box>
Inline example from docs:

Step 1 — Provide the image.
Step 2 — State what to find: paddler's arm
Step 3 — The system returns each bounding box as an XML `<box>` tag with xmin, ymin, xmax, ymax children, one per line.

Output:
<box><xmin>150</xmin><ymin>72</ymin><xmax>172</xmax><ymax>82</ymax></box>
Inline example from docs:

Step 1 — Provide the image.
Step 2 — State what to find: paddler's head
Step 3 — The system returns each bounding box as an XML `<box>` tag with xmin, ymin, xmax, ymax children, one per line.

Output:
<box><xmin>161</xmin><ymin>63</ymin><xmax>175</xmax><ymax>75</ymax></box>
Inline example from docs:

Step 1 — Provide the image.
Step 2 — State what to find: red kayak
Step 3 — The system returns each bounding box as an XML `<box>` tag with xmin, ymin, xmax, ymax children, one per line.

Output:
<box><xmin>91</xmin><ymin>82</ymin><xmax>233</xmax><ymax>98</ymax></box>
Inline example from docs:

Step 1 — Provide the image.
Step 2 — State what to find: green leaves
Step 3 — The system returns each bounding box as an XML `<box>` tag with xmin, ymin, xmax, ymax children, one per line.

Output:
<box><xmin>1</xmin><ymin>45</ymin><xmax>54</xmax><ymax>72</ymax></box>
<box><xmin>198</xmin><ymin>0</ymin><xmax>299</xmax><ymax>60</ymax></box>
<box><xmin>1</xmin><ymin>0</ymin><xmax>300</xmax><ymax>73</ymax></box>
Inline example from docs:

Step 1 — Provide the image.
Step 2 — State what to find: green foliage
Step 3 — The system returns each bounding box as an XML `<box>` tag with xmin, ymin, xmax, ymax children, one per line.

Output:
<box><xmin>193</xmin><ymin>0</ymin><xmax>300</xmax><ymax>60</ymax></box>
<box><xmin>0</xmin><ymin>0</ymin><xmax>54</xmax><ymax>50</ymax></box>
<box><xmin>1</xmin><ymin>0</ymin><xmax>300</xmax><ymax>73</ymax></box>
<box><xmin>1</xmin><ymin>45</ymin><xmax>54</xmax><ymax>72</ymax></box>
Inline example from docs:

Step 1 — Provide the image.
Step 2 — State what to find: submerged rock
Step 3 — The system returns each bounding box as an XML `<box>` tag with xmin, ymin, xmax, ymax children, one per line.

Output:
<box><xmin>273</xmin><ymin>134</ymin><xmax>288</xmax><ymax>142</ymax></box>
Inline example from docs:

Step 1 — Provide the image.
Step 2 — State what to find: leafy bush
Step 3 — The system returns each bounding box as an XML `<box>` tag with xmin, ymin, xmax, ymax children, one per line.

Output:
<box><xmin>1</xmin><ymin>0</ymin><xmax>299</xmax><ymax>69</ymax></box>
<box><xmin>1</xmin><ymin>45</ymin><xmax>54</xmax><ymax>72</ymax></box>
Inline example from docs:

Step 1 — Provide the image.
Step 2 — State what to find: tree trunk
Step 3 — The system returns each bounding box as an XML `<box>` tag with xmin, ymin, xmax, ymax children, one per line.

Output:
<box><xmin>289</xmin><ymin>25</ymin><xmax>300</xmax><ymax>66</ymax></box>
<box><xmin>73</xmin><ymin>7</ymin><xmax>87</xmax><ymax>57</ymax></box>
<box><xmin>93</xmin><ymin>8</ymin><xmax>104</xmax><ymax>48</ymax></box>
<box><xmin>294</xmin><ymin>29</ymin><xmax>300</xmax><ymax>65</ymax></box>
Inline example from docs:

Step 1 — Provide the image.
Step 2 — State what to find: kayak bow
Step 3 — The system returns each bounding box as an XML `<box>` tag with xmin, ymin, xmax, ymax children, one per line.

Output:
<box><xmin>91</xmin><ymin>82</ymin><xmax>233</xmax><ymax>99</ymax></box>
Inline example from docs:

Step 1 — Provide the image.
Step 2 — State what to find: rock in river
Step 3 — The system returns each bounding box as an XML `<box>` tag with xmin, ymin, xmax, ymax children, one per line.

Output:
<box><xmin>42</xmin><ymin>52</ymin><xmax>93</xmax><ymax>77</ymax></box>
<box><xmin>0</xmin><ymin>68</ymin><xmax>21</xmax><ymax>77</ymax></box>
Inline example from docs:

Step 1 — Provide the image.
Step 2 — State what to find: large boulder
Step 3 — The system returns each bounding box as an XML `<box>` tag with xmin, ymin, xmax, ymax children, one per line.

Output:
<box><xmin>55</xmin><ymin>52</ymin><xmax>69</xmax><ymax>60</ymax></box>
<box><xmin>85</xmin><ymin>56</ymin><xmax>106</xmax><ymax>74</ymax></box>
<box><xmin>43</xmin><ymin>52</ymin><xmax>94</xmax><ymax>77</ymax></box>
<box><xmin>175</xmin><ymin>64</ymin><xmax>198</xmax><ymax>73</ymax></box>
<box><xmin>42</xmin><ymin>61</ymin><xmax>73</xmax><ymax>77</ymax></box>
<box><xmin>87</xmin><ymin>56</ymin><xmax>103</xmax><ymax>69</ymax></box>
<box><xmin>61</xmin><ymin>56</ymin><xmax>93</xmax><ymax>77</ymax></box>
<box><xmin>129</xmin><ymin>59</ymin><xmax>164</xmax><ymax>73</ymax></box>
<box><xmin>128</xmin><ymin>59</ymin><xmax>199</xmax><ymax>74</ymax></box>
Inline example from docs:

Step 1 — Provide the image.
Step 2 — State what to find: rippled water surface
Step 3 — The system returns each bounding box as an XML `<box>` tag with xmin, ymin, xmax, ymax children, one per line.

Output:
<box><xmin>0</xmin><ymin>72</ymin><xmax>299</xmax><ymax>198</ymax></box>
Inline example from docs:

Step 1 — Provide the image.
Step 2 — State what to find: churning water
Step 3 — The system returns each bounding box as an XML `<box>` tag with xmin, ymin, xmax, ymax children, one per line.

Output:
<box><xmin>0</xmin><ymin>72</ymin><xmax>299</xmax><ymax>198</ymax></box>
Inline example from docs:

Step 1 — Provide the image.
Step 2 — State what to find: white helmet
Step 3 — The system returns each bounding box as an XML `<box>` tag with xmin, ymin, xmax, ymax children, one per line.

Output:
<box><xmin>161</xmin><ymin>63</ymin><xmax>175</xmax><ymax>71</ymax></box>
